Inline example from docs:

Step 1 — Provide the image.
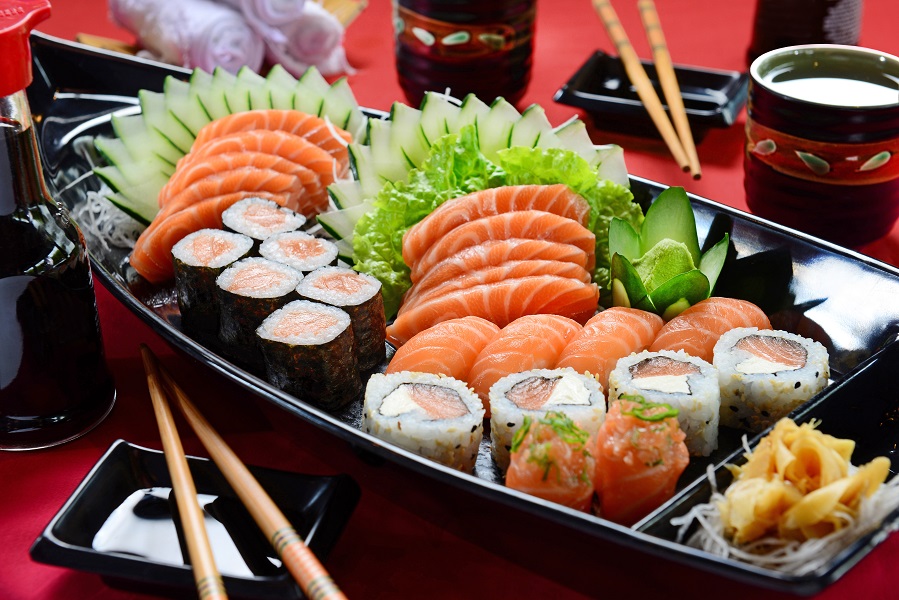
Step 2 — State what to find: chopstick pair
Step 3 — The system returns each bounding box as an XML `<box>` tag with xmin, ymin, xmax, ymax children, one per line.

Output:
<box><xmin>140</xmin><ymin>345</ymin><xmax>348</xmax><ymax>600</ymax></box>
<box><xmin>591</xmin><ymin>0</ymin><xmax>702</xmax><ymax>179</ymax></box>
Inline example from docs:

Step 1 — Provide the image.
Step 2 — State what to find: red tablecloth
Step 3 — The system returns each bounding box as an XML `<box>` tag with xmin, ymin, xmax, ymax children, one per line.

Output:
<box><xmin>4</xmin><ymin>1</ymin><xmax>899</xmax><ymax>598</ymax></box>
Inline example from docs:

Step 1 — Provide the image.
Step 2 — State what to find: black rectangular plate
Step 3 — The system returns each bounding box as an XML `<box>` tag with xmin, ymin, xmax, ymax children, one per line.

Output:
<box><xmin>27</xmin><ymin>31</ymin><xmax>899</xmax><ymax>595</ymax></box>
<box><xmin>554</xmin><ymin>50</ymin><xmax>749</xmax><ymax>140</ymax></box>
<box><xmin>29</xmin><ymin>440</ymin><xmax>360</xmax><ymax>600</ymax></box>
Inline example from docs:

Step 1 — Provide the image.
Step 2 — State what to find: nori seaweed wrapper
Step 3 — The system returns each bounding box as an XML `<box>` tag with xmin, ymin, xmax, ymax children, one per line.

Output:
<box><xmin>218</xmin><ymin>289</ymin><xmax>299</xmax><ymax>371</ymax></box>
<box><xmin>258</xmin><ymin>314</ymin><xmax>362</xmax><ymax>411</ymax></box>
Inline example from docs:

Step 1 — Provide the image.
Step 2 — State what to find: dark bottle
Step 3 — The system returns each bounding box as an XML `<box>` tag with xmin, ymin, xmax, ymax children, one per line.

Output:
<box><xmin>1</xmin><ymin>0</ymin><xmax>115</xmax><ymax>450</ymax></box>
<box><xmin>747</xmin><ymin>0</ymin><xmax>864</xmax><ymax>65</ymax></box>
<box><xmin>393</xmin><ymin>0</ymin><xmax>536</xmax><ymax>107</ymax></box>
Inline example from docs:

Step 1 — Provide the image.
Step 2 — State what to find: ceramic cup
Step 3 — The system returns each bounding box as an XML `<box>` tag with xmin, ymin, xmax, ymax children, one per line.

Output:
<box><xmin>744</xmin><ymin>44</ymin><xmax>899</xmax><ymax>247</ymax></box>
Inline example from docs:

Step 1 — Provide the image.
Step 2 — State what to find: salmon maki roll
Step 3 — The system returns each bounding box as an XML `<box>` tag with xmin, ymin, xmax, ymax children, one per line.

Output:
<box><xmin>385</xmin><ymin>275</ymin><xmax>599</xmax><ymax>347</ymax></box>
<box><xmin>259</xmin><ymin>231</ymin><xmax>339</xmax><ymax>273</ymax></box>
<box><xmin>296</xmin><ymin>266</ymin><xmax>386</xmax><ymax>371</ymax></box>
<box><xmin>221</xmin><ymin>197</ymin><xmax>307</xmax><ymax>245</ymax></box>
<box><xmin>506</xmin><ymin>411</ymin><xmax>596</xmax><ymax>512</ymax></box>
<box><xmin>386</xmin><ymin>316</ymin><xmax>501</xmax><ymax>382</ymax></box>
<box><xmin>556</xmin><ymin>307</ymin><xmax>664</xmax><ymax>391</ymax></box>
<box><xmin>363</xmin><ymin>372</ymin><xmax>485</xmax><ymax>472</ymax></box>
<box><xmin>714</xmin><ymin>327</ymin><xmax>830</xmax><ymax>432</ymax></box>
<box><xmin>490</xmin><ymin>368</ymin><xmax>605</xmax><ymax>473</ymax></box>
<box><xmin>257</xmin><ymin>299</ymin><xmax>361</xmax><ymax>410</ymax></box>
<box><xmin>467</xmin><ymin>314</ymin><xmax>583</xmax><ymax>414</ymax></box>
<box><xmin>190</xmin><ymin>109</ymin><xmax>352</xmax><ymax>166</ymax></box>
<box><xmin>130</xmin><ymin>190</ymin><xmax>286</xmax><ymax>283</ymax></box>
<box><xmin>408</xmin><ymin>210</ymin><xmax>596</xmax><ymax>283</ymax></box>
<box><xmin>407</xmin><ymin>238</ymin><xmax>590</xmax><ymax>301</ymax></box>
<box><xmin>402</xmin><ymin>184</ymin><xmax>591</xmax><ymax>268</ymax></box>
<box><xmin>649</xmin><ymin>297</ymin><xmax>771</xmax><ymax>363</ymax></box>
<box><xmin>398</xmin><ymin>260</ymin><xmax>592</xmax><ymax>317</ymax></box>
<box><xmin>594</xmin><ymin>395</ymin><xmax>690</xmax><ymax>526</ymax></box>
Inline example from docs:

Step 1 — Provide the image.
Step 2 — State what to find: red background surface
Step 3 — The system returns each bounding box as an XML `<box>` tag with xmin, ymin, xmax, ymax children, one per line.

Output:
<box><xmin>3</xmin><ymin>0</ymin><xmax>899</xmax><ymax>598</ymax></box>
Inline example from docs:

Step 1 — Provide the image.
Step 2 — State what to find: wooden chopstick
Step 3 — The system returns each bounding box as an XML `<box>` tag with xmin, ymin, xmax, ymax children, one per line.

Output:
<box><xmin>140</xmin><ymin>346</ymin><xmax>229</xmax><ymax>600</ymax></box>
<box><xmin>590</xmin><ymin>0</ymin><xmax>691</xmax><ymax>173</ymax></box>
<box><xmin>140</xmin><ymin>345</ymin><xmax>348</xmax><ymax>600</ymax></box>
<box><xmin>637</xmin><ymin>0</ymin><xmax>701</xmax><ymax>179</ymax></box>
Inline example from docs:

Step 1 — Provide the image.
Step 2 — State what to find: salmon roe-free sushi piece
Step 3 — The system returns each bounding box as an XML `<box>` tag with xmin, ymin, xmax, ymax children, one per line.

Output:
<box><xmin>506</xmin><ymin>411</ymin><xmax>596</xmax><ymax>512</ymax></box>
<box><xmin>593</xmin><ymin>395</ymin><xmax>690</xmax><ymax>526</ymax></box>
<box><xmin>650</xmin><ymin>297</ymin><xmax>772</xmax><ymax>363</ymax></box>
<box><xmin>386</xmin><ymin>316</ymin><xmax>501</xmax><ymax>382</ymax></box>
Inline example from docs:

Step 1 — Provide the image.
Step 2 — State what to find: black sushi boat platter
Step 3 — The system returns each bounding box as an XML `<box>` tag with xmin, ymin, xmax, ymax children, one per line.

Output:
<box><xmin>28</xmin><ymin>32</ymin><xmax>899</xmax><ymax>596</ymax></box>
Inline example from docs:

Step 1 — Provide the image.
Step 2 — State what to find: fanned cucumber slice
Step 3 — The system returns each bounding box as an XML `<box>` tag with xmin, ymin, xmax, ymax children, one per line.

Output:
<box><xmin>366</xmin><ymin>119</ymin><xmax>411</xmax><ymax>182</ymax></box>
<box><xmin>456</xmin><ymin>93</ymin><xmax>490</xmax><ymax>131</ymax></box>
<box><xmin>328</xmin><ymin>179</ymin><xmax>365</xmax><ymax>210</ymax></box>
<box><xmin>509</xmin><ymin>104</ymin><xmax>553</xmax><ymax>148</ymax></box>
<box><xmin>388</xmin><ymin>102</ymin><xmax>430</xmax><ymax>168</ymax></box>
<box><xmin>111</xmin><ymin>113</ymin><xmax>179</xmax><ymax>172</ymax></box>
<box><xmin>317</xmin><ymin>200</ymin><xmax>375</xmax><ymax>246</ymax></box>
<box><xmin>236</xmin><ymin>67</ymin><xmax>272</xmax><ymax>109</ymax></box>
<box><xmin>93</xmin><ymin>166</ymin><xmax>165</xmax><ymax>223</ymax></box>
<box><xmin>138</xmin><ymin>90</ymin><xmax>195</xmax><ymax>155</ymax></box>
<box><xmin>349</xmin><ymin>144</ymin><xmax>390</xmax><ymax>199</ymax></box>
<box><xmin>477</xmin><ymin>98</ymin><xmax>520</xmax><ymax>161</ymax></box>
<box><xmin>553</xmin><ymin>116</ymin><xmax>600</xmax><ymax>166</ymax></box>
<box><xmin>419</xmin><ymin>91</ymin><xmax>460</xmax><ymax>145</ymax></box>
<box><xmin>265</xmin><ymin>64</ymin><xmax>299</xmax><ymax>109</ymax></box>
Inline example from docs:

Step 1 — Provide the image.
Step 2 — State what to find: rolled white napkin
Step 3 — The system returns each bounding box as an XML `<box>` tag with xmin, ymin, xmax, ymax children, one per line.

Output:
<box><xmin>109</xmin><ymin>0</ymin><xmax>266</xmax><ymax>73</ymax></box>
<box><xmin>217</xmin><ymin>0</ymin><xmax>307</xmax><ymax>45</ymax></box>
<box><xmin>263</xmin><ymin>1</ymin><xmax>353</xmax><ymax>77</ymax></box>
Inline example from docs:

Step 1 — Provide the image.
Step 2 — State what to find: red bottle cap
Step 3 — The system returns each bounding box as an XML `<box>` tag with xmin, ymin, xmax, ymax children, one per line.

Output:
<box><xmin>0</xmin><ymin>0</ymin><xmax>52</xmax><ymax>97</ymax></box>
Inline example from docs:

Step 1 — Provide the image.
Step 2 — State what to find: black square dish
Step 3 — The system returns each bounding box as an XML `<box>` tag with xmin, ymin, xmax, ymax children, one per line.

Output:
<box><xmin>30</xmin><ymin>439</ymin><xmax>360</xmax><ymax>600</ymax></box>
<box><xmin>554</xmin><ymin>50</ymin><xmax>749</xmax><ymax>140</ymax></box>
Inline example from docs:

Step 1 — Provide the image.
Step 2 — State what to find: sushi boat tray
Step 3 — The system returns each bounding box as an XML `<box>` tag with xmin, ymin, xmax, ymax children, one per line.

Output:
<box><xmin>28</xmin><ymin>32</ymin><xmax>899</xmax><ymax>595</ymax></box>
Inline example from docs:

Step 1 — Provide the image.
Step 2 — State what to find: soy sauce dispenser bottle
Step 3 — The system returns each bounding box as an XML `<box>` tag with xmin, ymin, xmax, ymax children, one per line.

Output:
<box><xmin>1</xmin><ymin>0</ymin><xmax>115</xmax><ymax>450</ymax></box>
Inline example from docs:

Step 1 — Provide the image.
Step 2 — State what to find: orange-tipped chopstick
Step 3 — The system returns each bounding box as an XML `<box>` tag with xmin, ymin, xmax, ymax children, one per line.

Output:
<box><xmin>141</xmin><ymin>347</ymin><xmax>229</xmax><ymax>600</ymax></box>
<box><xmin>140</xmin><ymin>345</ymin><xmax>348</xmax><ymax>600</ymax></box>
<box><xmin>591</xmin><ymin>0</ymin><xmax>691</xmax><ymax>172</ymax></box>
<box><xmin>637</xmin><ymin>0</ymin><xmax>701</xmax><ymax>179</ymax></box>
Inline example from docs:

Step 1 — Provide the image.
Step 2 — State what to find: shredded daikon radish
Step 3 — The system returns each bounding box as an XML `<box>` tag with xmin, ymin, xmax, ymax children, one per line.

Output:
<box><xmin>71</xmin><ymin>189</ymin><xmax>145</xmax><ymax>251</ymax></box>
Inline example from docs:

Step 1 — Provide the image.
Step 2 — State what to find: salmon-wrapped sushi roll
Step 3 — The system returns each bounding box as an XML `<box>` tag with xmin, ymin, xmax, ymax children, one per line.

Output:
<box><xmin>594</xmin><ymin>395</ymin><xmax>689</xmax><ymax>526</ymax></box>
<box><xmin>506</xmin><ymin>411</ymin><xmax>596</xmax><ymax>512</ymax></box>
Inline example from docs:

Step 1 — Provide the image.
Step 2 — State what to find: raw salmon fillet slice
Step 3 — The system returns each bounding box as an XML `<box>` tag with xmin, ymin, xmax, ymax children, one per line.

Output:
<box><xmin>402</xmin><ymin>184</ymin><xmax>591</xmax><ymax>267</ymax></box>
<box><xmin>409</xmin><ymin>210</ymin><xmax>596</xmax><ymax>282</ymax></box>
<box><xmin>385</xmin><ymin>276</ymin><xmax>599</xmax><ymax>347</ymax></box>
<box><xmin>467</xmin><ymin>314</ymin><xmax>583</xmax><ymax>411</ymax></box>
<box><xmin>385</xmin><ymin>316</ymin><xmax>501</xmax><ymax>382</ymax></box>
<box><xmin>556</xmin><ymin>307</ymin><xmax>665</xmax><ymax>391</ymax></box>
<box><xmin>649</xmin><ymin>297</ymin><xmax>771</xmax><ymax>363</ymax></box>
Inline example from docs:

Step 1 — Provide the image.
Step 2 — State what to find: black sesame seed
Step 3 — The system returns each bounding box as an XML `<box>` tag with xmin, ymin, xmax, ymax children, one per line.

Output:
<box><xmin>455</xmin><ymin>444</ymin><xmax>461</xmax><ymax>449</ymax></box>
<box><xmin>729</xmin><ymin>405</ymin><xmax>739</xmax><ymax>412</ymax></box>
<box><xmin>794</xmin><ymin>382</ymin><xmax>801</xmax><ymax>389</ymax></box>
<box><xmin>505</xmin><ymin>445</ymin><xmax>511</xmax><ymax>451</ymax></box>
<box><xmin>471</xmin><ymin>424</ymin><xmax>477</xmax><ymax>432</ymax></box>
<box><xmin>761</xmin><ymin>410</ymin><xmax>770</xmax><ymax>417</ymax></box>
<box><xmin>507</xmin><ymin>422</ymin><xmax>515</xmax><ymax>427</ymax></box>
<box><xmin>815</xmin><ymin>372</ymin><xmax>820</xmax><ymax>378</ymax></box>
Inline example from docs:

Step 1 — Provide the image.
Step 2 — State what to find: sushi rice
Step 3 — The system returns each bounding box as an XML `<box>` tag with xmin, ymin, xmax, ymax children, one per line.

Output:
<box><xmin>608</xmin><ymin>350</ymin><xmax>720</xmax><ymax>457</ymax></box>
<box><xmin>221</xmin><ymin>196</ymin><xmax>307</xmax><ymax>242</ymax></box>
<box><xmin>714</xmin><ymin>327</ymin><xmax>830</xmax><ymax>433</ymax></box>
<box><xmin>489</xmin><ymin>368</ymin><xmax>606</xmax><ymax>473</ymax></box>
<box><xmin>363</xmin><ymin>372</ymin><xmax>485</xmax><ymax>473</ymax></box>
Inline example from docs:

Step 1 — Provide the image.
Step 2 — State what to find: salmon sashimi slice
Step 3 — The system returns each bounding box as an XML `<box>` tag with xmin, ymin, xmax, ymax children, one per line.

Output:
<box><xmin>398</xmin><ymin>260</ymin><xmax>592</xmax><ymax>316</ymax></box>
<box><xmin>408</xmin><ymin>238</ymin><xmax>589</xmax><ymax>300</ymax></box>
<box><xmin>506</xmin><ymin>412</ymin><xmax>596</xmax><ymax>512</ymax></box>
<box><xmin>556</xmin><ymin>307</ymin><xmax>665</xmax><ymax>391</ymax></box>
<box><xmin>650</xmin><ymin>297</ymin><xmax>772</xmax><ymax>363</ymax></box>
<box><xmin>158</xmin><ymin>151</ymin><xmax>324</xmax><ymax>211</ymax></box>
<box><xmin>149</xmin><ymin>167</ymin><xmax>308</xmax><ymax>240</ymax></box>
<box><xmin>386</xmin><ymin>316</ymin><xmax>501</xmax><ymax>382</ymax></box>
<box><xmin>467</xmin><ymin>314</ymin><xmax>583</xmax><ymax>412</ymax></box>
<box><xmin>385</xmin><ymin>276</ymin><xmax>599</xmax><ymax>347</ymax></box>
<box><xmin>165</xmin><ymin>130</ymin><xmax>339</xmax><ymax>206</ymax></box>
<box><xmin>593</xmin><ymin>396</ymin><xmax>689</xmax><ymax>525</ymax></box>
<box><xmin>408</xmin><ymin>210</ymin><xmax>596</xmax><ymax>283</ymax></box>
<box><xmin>402</xmin><ymin>184</ymin><xmax>591</xmax><ymax>267</ymax></box>
<box><xmin>130</xmin><ymin>191</ymin><xmax>283</xmax><ymax>283</ymax></box>
<box><xmin>190</xmin><ymin>109</ymin><xmax>352</xmax><ymax>167</ymax></box>
<box><xmin>735</xmin><ymin>334</ymin><xmax>807</xmax><ymax>369</ymax></box>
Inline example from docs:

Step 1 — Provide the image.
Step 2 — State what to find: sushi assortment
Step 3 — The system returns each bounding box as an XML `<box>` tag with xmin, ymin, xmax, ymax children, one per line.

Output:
<box><xmin>92</xmin><ymin>67</ymin><xmax>873</xmax><ymax>570</ymax></box>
